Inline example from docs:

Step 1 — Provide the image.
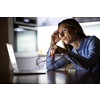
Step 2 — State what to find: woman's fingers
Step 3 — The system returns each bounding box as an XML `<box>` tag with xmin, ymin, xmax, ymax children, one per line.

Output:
<box><xmin>54</xmin><ymin>30</ymin><xmax>59</xmax><ymax>34</ymax></box>
<box><xmin>49</xmin><ymin>45</ymin><xmax>68</xmax><ymax>57</ymax></box>
<box><xmin>50</xmin><ymin>30</ymin><xmax>61</xmax><ymax>47</ymax></box>
<box><xmin>49</xmin><ymin>47</ymin><xmax>56</xmax><ymax>57</ymax></box>
<box><xmin>51</xmin><ymin>48</ymin><xmax>55</xmax><ymax>57</ymax></box>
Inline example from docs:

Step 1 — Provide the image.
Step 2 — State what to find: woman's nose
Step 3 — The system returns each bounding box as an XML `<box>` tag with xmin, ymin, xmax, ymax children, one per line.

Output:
<box><xmin>60</xmin><ymin>33</ymin><xmax>64</xmax><ymax>37</ymax></box>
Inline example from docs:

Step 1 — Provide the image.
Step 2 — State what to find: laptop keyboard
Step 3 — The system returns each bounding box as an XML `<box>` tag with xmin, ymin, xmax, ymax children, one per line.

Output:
<box><xmin>19</xmin><ymin>70</ymin><xmax>33</xmax><ymax>73</ymax></box>
<box><xmin>14</xmin><ymin>70</ymin><xmax>46</xmax><ymax>74</ymax></box>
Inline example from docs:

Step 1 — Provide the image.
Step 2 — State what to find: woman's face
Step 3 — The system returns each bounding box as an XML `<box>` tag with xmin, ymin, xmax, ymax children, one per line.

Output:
<box><xmin>58</xmin><ymin>23</ymin><xmax>77</xmax><ymax>45</ymax></box>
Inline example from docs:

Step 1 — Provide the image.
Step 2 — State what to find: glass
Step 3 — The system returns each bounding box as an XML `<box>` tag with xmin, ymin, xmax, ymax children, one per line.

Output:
<box><xmin>36</xmin><ymin>56</ymin><xmax>52</xmax><ymax>67</ymax></box>
<box><xmin>14</xmin><ymin>28</ymin><xmax>37</xmax><ymax>52</ymax></box>
<box><xmin>36</xmin><ymin>48</ymin><xmax>66</xmax><ymax>68</ymax></box>
<box><xmin>36</xmin><ymin>55</ymin><xmax>65</xmax><ymax>68</ymax></box>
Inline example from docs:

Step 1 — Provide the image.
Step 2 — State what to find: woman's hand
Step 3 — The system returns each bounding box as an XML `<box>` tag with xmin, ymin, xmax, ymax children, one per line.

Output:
<box><xmin>49</xmin><ymin>45</ymin><xmax>68</xmax><ymax>57</ymax></box>
<box><xmin>50</xmin><ymin>30</ymin><xmax>61</xmax><ymax>47</ymax></box>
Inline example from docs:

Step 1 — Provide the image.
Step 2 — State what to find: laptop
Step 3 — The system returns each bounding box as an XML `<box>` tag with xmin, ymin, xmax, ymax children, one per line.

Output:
<box><xmin>6</xmin><ymin>43</ymin><xmax>46</xmax><ymax>75</ymax></box>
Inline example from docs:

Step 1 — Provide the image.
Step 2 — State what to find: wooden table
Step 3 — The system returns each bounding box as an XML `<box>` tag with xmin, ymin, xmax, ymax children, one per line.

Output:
<box><xmin>0</xmin><ymin>70</ymin><xmax>100</xmax><ymax>84</ymax></box>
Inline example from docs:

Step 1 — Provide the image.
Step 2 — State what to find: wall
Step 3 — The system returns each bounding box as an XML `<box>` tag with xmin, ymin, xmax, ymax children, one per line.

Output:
<box><xmin>74</xmin><ymin>17</ymin><xmax>100</xmax><ymax>23</ymax></box>
<box><xmin>0</xmin><ymin>17</ymin><xmax>14</xmax><ymax>71</ymax></box>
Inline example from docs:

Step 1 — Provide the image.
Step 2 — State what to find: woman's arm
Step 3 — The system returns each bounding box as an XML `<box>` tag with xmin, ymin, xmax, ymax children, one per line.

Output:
<box><xmin>46</xmin><ymin>47</ymin><xmax>67</xmax><ymax>70</ymax></box>
<box><xmin>46</xmin><ymin>30</ymin><xmax>68</xmax><ymax>70</ymax></box>
<box><xmin>64</xmin><ymin>36</ymin><xmax>100</xmax><ymax>72</ymax></box>
<box><xmin>49</xmin><ymin>45</ymin><xmax>68</xmax><ymax>57</ymax></box>
<box><xmin>50</xmin><ymin>30</ymin><xmax>61</xmax><ymax>47</ymax></box>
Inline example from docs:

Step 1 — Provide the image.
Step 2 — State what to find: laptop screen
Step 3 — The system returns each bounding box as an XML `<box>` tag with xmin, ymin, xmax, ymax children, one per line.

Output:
<box><xmin>6</xmin><ymin>43</ymin><xmax>18</xmax><ymax>70</ymax></box>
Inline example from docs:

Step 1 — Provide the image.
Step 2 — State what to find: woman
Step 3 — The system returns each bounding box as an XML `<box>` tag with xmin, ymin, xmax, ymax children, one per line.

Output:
<box><xmin>46</xmin><ymin>18</ymin><xmax>100</xmax><ymax>72</ymax></box>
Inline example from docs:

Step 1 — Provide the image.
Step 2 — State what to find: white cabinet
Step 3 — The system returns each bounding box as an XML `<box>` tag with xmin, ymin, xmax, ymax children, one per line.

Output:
<box><xmin>16</xmin><ymin>56</ymin><xmax>47</xmax><ymax>70</ymax></box>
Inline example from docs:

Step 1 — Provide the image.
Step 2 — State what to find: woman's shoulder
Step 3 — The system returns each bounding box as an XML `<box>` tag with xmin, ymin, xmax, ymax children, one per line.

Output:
<box><xmin>85</xmin><ymin>35</ymin><xmax>100</xmax><ymax>42</ymax></box>
<box><xmin>84</xmin><ymin>35</ymin><xmax>100</xmax><ymax>46</ymax></box>
<box><xmin>85</xmin><ymin>35</ymin><xmax>99</xmax><ymax>39</ymax></box>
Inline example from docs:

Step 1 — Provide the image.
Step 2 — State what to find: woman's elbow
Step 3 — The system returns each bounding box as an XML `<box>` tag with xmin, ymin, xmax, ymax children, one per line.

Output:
<box><xmin>46</xmin><ymin>64</ymin><xmax>55</xmax><ymax>70</ymax></box>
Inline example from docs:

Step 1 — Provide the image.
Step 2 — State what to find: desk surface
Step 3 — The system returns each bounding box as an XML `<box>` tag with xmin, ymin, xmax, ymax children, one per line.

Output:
<box><xmin>0</xmin><ymin>70</ymin><xmax>100</xmax><ymax>84</ymax></box>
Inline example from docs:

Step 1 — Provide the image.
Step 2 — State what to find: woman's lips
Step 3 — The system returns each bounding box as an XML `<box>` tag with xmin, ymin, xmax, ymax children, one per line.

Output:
<box><xmin>63</xmin><ymin>38</ymin><xmax>66</xmax><ymax>41</ymax></box>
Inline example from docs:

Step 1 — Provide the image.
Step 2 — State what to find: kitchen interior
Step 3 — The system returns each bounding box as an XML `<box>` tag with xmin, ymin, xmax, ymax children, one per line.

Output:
<box><xmin>1</xmin><ymin>17</ymin><xmax>100</xmax><ymax>71</ymax></box>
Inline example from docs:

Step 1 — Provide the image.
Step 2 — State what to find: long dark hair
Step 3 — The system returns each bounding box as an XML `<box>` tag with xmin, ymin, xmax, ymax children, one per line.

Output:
<box><xmin>58</xmin><ymin>18</ymin><xmax>86</xmax><ymax>50</ymax></box>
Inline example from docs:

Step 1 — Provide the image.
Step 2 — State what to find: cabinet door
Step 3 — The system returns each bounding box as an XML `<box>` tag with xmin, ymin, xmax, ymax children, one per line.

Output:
<box><xmin>16</xmin><ymin>57</ymin><xmax>47</xmax><ymax>70</ymax></box>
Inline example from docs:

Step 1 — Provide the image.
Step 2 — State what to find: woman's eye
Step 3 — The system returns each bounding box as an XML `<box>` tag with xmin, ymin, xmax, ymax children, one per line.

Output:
<box><xmin>63</xmin><ymin>29</ymin><xmax>66</xmax><ymax>31</ymax></box>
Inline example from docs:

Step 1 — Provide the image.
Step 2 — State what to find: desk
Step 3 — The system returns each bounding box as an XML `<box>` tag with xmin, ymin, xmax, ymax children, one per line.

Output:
<box><xmin>0</xmin><ymin>70</ymin><xmax>100</xmax><ymax>84</ymax></box>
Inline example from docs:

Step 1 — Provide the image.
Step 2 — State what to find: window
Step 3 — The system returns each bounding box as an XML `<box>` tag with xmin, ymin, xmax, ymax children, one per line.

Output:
<box><xmin>37</xmin><ymin>17</ymin><xmax>72</xmax><ymax>55</ymax></box>
<box><xmin>80</xmin><ymin>21</ymin><xmax>100</xmax><ymax>39</ymax></box>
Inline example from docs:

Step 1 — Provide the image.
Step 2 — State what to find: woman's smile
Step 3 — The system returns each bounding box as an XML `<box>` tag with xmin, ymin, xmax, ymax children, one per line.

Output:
<box><xmin>62</xmin><ymin>37</ymin><xmax>67</xmax><ymax>41</ymax></box>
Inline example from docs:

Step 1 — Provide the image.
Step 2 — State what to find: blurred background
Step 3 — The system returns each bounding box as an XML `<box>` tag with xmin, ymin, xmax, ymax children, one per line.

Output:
<box><xmin>14</xmin><ymin>17</ymin><xmax>100</xmax><ymax>55</ymax></box>
<box><xmin>1</xmin><ymin>17</ymin><xmax>100</xmax><ymax>70</ymax></box>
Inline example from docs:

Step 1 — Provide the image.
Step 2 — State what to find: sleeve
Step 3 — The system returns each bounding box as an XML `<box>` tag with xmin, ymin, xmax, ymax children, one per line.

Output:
<box><xmin>46</xmin><ymin>47</ymin><xmax>67</xmax><ymax>70</ymax></box>
<box><xmin>64</xmin><ymin>36</ymin><xmax>100</xmax><ymax>72</ymax></box>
